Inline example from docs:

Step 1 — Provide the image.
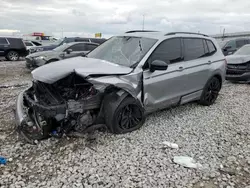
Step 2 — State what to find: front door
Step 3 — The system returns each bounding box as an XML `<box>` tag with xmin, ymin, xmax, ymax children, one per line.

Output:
<box><xmin>143</xmin><ymin>38</ymin><xmax>187</xmax><ymax>113</ymax></box>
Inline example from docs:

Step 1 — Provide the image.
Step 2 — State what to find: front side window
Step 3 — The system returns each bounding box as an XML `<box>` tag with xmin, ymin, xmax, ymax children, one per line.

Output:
<box><xmin>183</xmin><ymin>38</ymin><xmax>205</xmax><ymax>61</ymax></box>
<box><xmin>0</xmin><ymin>38</ymin><xmax>8</xmax><ymax>44</ymax></box>
<box><xmin>87</xmin><ymin>36</ymin><xmax>157</xmax><ymax>67</ymax></box>
<box><xmin>149</xmin><ymin>38</ymin><xmax>182</xmax><ymax>64</ymax></box>
<box><xmin>225</xmin><ymin>40</ymin><xmax>236</xmax><ymax>49</ymax></box>
<box><xmin>86</xmin><ymin>44</ymin><xmax>98</xmax><ymax>51</ymax></box>
<box><xmin>69</xmin><ymin>43</ymin><xmax>86</xmax><ymax>51</ymax></box>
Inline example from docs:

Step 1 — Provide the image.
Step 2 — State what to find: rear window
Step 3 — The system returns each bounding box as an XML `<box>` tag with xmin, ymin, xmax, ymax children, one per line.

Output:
<box><xmin>183</xmin><ymin>38</ymin><xmax>205</xmax><ymax>61</ymax></box>
<box><xmin>0</xmin><ymin>38</ymin><xmax>8</xmax><ymax>44</ymax></box>
<box><xmin>90</xmin><ymin>38</ymin><xmax>106</xmax><ymax>44</ymax></box>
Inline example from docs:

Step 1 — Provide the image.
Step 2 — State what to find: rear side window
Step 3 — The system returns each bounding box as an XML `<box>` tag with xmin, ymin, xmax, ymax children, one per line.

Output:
<box><xmin>149</xmin><ymin>38</ymin><xmax>182</xmax><ymax>64</ymax></box>
<box><xmin>0</xmin><ymin>38</ymin><xmax>8</xmax><ymax>44</ymax></box>
<box><xmin>236</xmin><ymin>39</ymin><xmax>245</xmax><ymax>48</ymax></box>
<box><xmin>206</xmin><ymin>40</ymin><xmax>216</xmax><ymax>54</ymax></box>
<box><xmin>86</xmin><ymin>44</ymin><xmax>98</xmax><ymax>51</ymax></box>
<box><xmin>183</xmin><ymin>38</ymin><xmax>205</xmax><ymax>61</ymax></box>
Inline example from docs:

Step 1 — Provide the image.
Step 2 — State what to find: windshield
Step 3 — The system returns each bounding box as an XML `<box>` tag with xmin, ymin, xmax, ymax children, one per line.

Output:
<box><xmin>87</xmin><ymin>36</ymin><xmax>157</xmax><ymax>67</ymax></box>
<box><xmin>53</xmin><ymin>43</ymin><xmax>70</xmax><ymax>52</ymax></box>
<box><xmin>234</xmin><ymin>45</ymin><xmax>250</xmax><ymax>55</ymax></box>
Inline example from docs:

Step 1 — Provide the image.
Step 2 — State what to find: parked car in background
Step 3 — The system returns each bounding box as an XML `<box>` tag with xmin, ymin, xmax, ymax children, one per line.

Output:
<box><xmin>220</xmin><ymin>38</ymin><xmax>250</xmax><ymax>56</ymax></box>
<box><xmin>24</xmin><ymin>40</ymin><xmax>42</xmax><ymax>51</ymax></box>
<box><xmin>0</xmin><ymin>37</ymin><xmax>28</xmax><ymax>61</ymax></box>
<box><xmin>16</xmin><ymin>31</ymin><xmax>225</xmax><ymax>143</ymax></box>
<box><xmin>29</xmin><ymin>37</ymin><xmax>106</xmax><ymax>54</ymax></box>
<box><xmin>226</xmin><ymin>44</ymin><xmax>250</xmax><ymax>82</ymax></box>
<box><xmin>25</xmin><ymin>42</ymin><xmax>98</xmax><ymax>69</ymax></box>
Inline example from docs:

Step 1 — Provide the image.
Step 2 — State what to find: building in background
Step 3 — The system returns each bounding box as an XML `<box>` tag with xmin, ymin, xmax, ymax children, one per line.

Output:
<box><xmin>211</xmin><ymin>31</ymin><xmax>250</xmax><ymax>42</ymax></box>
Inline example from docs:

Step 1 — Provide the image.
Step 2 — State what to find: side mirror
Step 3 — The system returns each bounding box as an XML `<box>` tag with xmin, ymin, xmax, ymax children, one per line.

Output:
<box><xmin>66</xmin><ymin>49</ymin><xmax>72</xmax><ymax>54</ymax></box>
<box><xmin>149</xmin><ymin>60</ymin><xmax>168</xmax><ymax>72</ymax></box>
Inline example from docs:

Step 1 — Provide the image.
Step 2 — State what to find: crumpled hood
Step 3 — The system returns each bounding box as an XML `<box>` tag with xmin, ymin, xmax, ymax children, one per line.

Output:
<box><xmin>32</xmin><ymin>57</ymin><xmax>133</xmax><ymax>84</ymax></box>
<box><xmin>226</xmin><ymin>55</ymin><xmax>250</xmax><ymax>64</ymax></box>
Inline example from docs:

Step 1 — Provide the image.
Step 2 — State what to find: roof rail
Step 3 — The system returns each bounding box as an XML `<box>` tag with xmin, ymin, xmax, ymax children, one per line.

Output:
<box><xmin>125</xmin><ymin>30</ymin><xmax>159</xmax><ymax>33</ymax></box>
<box><xmin>165</xmin><ymin>32</ymin><xmax>208</xmax><ymax>37</ymax></box>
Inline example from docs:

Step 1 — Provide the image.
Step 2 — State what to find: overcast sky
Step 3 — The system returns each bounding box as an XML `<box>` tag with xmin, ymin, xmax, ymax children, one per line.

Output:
<box><xmin>1</xmin><ymin>0</ymin><xmax>250</xmax><ymax>38</ymax></box>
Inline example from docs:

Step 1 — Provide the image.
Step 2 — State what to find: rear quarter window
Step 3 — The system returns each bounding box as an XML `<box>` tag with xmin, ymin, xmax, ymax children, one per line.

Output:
<box><xmin>206</xmin><ymin>40</ymin><xmax>216</xmax><ymax>54</ymax></box>
<box><xmin>6</xmin><ymin>38</ymin><xmax>25</xmax><ymax>48</ymax></box>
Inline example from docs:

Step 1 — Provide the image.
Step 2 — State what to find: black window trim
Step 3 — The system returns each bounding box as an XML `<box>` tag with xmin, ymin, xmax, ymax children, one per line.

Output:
<box><xmin>142</xmin><ymin>37</ymin><xmax>183</xmax><ymax>70</ymax></box>
<box><xmin>0</xmin><ymin>38</ymin><xmax>10</xmax><ymax>45</ymax></box>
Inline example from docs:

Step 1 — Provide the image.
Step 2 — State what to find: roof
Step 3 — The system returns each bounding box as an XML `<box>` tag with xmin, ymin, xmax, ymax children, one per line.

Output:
<box><xmin>119</xmin><ymin>31</ymin><xmax>211</xmax><ymax>40</ymax></box>
<box><xmin>66</xmin><ymin>41</ymin><xmax>99</xmax><ymax>46</ymax></box>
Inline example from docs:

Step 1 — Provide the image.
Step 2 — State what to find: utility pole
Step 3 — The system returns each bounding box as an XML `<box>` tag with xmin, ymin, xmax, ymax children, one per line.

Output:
<box><xmin>142</xmin><ymin>15</ymin><xmax>145</xmax><ymax>30</ymax></box>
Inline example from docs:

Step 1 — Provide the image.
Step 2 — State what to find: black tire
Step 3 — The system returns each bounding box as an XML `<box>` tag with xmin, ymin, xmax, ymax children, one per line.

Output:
<box><xmin>6</xmin><ymin>50</ymin><xmax>20</xmax><ymax>61</ymax></box>
<box><xmin>198</xmin><ymin>77</ymin><xmax>221</xmax><ymax>106</ymax></box>
<box><xmin>104</xmin><ymin>96</ymin><xmax>145</xmax><ymax>134</ymax></box>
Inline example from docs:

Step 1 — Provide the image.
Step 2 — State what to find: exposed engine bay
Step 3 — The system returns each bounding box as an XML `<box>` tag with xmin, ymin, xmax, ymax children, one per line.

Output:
<box><xmin>20</xmin><ymin>74</ymin><xmax>106</xmax><ymax>142</ymax></box>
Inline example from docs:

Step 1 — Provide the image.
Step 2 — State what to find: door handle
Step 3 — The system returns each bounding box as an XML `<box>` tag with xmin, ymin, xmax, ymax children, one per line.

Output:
<box><xmin>207</xmin><ymin>60</ymin><xmax>212</xmax><ymax>65</ymax></box>
<box><xmin>178</xmin><ymin>66</ymin><xmax>184</xmax><ymax>71</ymax></box>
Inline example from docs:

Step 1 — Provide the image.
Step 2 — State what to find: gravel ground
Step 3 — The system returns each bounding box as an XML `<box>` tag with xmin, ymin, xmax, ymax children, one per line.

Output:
<box><xmin>0</xmin><ymin>61</ymin><xmax>250</xmax><ymax>188</ymax></box>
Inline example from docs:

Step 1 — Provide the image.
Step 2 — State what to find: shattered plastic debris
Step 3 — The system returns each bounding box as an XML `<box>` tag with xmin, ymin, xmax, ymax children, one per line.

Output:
<box><xmin>173</xmin><ymin>156</ymin><xmax>203</xmax><ymax>169</ymax></box>
<box><xmin>0</xmin><ymin>157</ymin><xmax>7</xmax><ymax>165</ymax></box>
<box><xmin>162</xmin><ymin>141</ymin><xmax>179</xmax><ymax>149</ymax></box>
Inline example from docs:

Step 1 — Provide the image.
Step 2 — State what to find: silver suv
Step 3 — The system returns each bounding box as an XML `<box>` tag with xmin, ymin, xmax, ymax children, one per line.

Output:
<box><xmin>15</xmin><ymin>31</ymin><xmax>226</xmax><ymax>143</ymax></box>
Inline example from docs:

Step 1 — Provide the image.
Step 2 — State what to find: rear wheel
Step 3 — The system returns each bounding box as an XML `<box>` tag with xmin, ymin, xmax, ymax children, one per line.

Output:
<box><xmin>6</xmin><ymin>51</ymin><xmax>19</xmax><ymax>61</ymax></box>
<box><xmin>104</xmin><ymin>96</ymin><xmax>145</xmax><ymax>134</ymax></box>
<box><xmin>198</xmin><ymin>77</ymin><xmax>221</xmax><ymax>106</ymax></box>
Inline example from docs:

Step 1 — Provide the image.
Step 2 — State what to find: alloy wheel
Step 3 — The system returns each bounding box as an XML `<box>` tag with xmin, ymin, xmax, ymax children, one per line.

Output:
<box><xmin>8</xmin><ymin>51</ymin><xmax>19</xmax><ymax>61</ymax></box>
<box><xmin>117</xmin><ymin>104</ymin><xmax>143</xmax><ymax>130</ymax></box>
<box><xmin>204</xmin><ymin>78</ymin><xmax>221</xmax><ymax>103</ymax></box>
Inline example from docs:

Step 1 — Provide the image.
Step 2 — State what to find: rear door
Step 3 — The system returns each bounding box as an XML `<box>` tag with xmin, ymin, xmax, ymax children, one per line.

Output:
<box><xmin>0</xmin><ymin>38</ymin><xmax>9</xmax><ymax>56</ymax></box>
<box><xmin>143</xmin><ymin>38</ymin><xmax>187</xmax><ymax>113</ymax></box>
<box><xmin>181</xmin><ymin>38</ymin><xmax>215</xmax><ymax>95</ymax></box>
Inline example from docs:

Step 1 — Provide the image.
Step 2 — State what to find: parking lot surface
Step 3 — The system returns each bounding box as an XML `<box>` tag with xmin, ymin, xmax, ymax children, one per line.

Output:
<box><xmin>0</xmin><ymin>61</ymin><xmax>250</xmax><ymax>188</ymax></box>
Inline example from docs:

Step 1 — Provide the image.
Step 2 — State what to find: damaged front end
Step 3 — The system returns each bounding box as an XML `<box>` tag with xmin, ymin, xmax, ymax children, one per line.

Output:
<box><xmin>15</xmin><ymin>74</ymin><xmax>106</xmax><ymax>143</ymax></box>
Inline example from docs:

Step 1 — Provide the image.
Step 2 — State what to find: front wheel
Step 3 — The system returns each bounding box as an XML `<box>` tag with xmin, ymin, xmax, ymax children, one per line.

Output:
<box><xmin>104</xmin><ymin>96</ymin><xmax>145</xmax><ymax>134</ymax></box>
<box><xmin>198</xmin><ymin>77</ymin><xmax>221</xmax><ymax>106</ymax></box>
<box><xmin>6</xmin><ymin>51</ymin><xmax>20</xmax><ymax>61</ymax></box>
